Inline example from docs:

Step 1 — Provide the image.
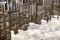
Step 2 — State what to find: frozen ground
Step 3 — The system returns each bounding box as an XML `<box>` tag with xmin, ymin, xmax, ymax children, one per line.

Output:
<box><xmin>11</xmin><ymin>15</ymin><xmax>60</xmax><ymax>40</ymax></box>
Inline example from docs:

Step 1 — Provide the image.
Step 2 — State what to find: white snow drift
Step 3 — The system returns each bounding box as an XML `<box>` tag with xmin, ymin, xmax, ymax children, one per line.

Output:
<box><xmin>11</xmin><ymin>15</ymin><xmax>60</xmax><ymax>40</ymax></box>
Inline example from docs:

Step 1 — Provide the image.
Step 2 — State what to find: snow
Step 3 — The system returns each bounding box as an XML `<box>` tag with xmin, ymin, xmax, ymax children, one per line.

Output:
<box><xmin>0</xmin><ymin>1</ymin><xmax>6</xmax><ymax>5</ymax></box>
<box><xmin>11</xmin><ymin>15</ymin><xmax>60</xmax><ymax>40</ymax></box>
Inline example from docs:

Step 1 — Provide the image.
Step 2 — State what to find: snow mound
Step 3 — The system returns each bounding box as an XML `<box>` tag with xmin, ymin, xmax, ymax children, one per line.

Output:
<box><xmin>11</xmin><ymin>15</ymin><xmax>60</xmax><ymax>40</ymax></box>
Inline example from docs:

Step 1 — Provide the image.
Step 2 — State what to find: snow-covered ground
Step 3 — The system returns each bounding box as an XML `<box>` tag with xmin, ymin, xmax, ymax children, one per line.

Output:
<box><xmin>11</xmin><ymin>15</ymin><xmax>60</xmax><ymax>40</ymax></box>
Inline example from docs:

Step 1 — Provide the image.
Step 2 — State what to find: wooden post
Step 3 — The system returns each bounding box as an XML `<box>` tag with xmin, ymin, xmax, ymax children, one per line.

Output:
<box><xmin>6</xmin><ymin>11</ymin><xmax>11</xmax><ymax>40</ymax></box>
<box><xmin>0</xmin><ymin>15</ymin><xmax>6</xmax><ymax>40</ymax></box>
<box><xmin>14</xmin><ymin>0</ymin><xmax>19</xmax><ymax>34</ymax></box>
<box><xmin>28</xmin><ymin>0</ymin><xmax>30</xmax><ymax>22</ymax></box>
<box><xmin>5</xmin><ymin>0</ymin><xmax>11</xmax><ymax>39</ymax></box>
<box><xmin>49</xmin><ymin>0</ymin><xmax>54</xmax><ymax>20</ymax></box>
<box><xmin>43</xmin><ymin>0</ymin><xmax>49</xmax><ymax>22</ymax></box>
<box><xmin>30</xmin><ymin>2</ymin><xmax>32</xmax><ymax>22</ymax></box>
<box><xmin>32</xmin><ymin>3</ymin><xmax>38</xmax><ymax>24</ymax></box>
<box><xmin>0</xmin><ymin>4</ymin><xmax>6</xmax><ymax>40</ymax></box>
<box><xmin>35</xmin><ymin>4</ymin><xmax>38</xmax><ymax>24</ymax></box>
<box><xmin>6</xmin><ymin>0</ymin><xmax>9</xmax><ymax>11</ymax></box>
<box><xmin>18</xmin><ymin>5</ymin><xmax>21</xmax><ymax>29</ymax></box>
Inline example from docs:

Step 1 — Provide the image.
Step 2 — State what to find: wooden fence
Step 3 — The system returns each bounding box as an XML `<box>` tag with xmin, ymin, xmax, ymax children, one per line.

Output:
<box><xmin>0</xmin><ymin>1</ymin><xmax>53</xmax><ymax>40</ymax></box>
